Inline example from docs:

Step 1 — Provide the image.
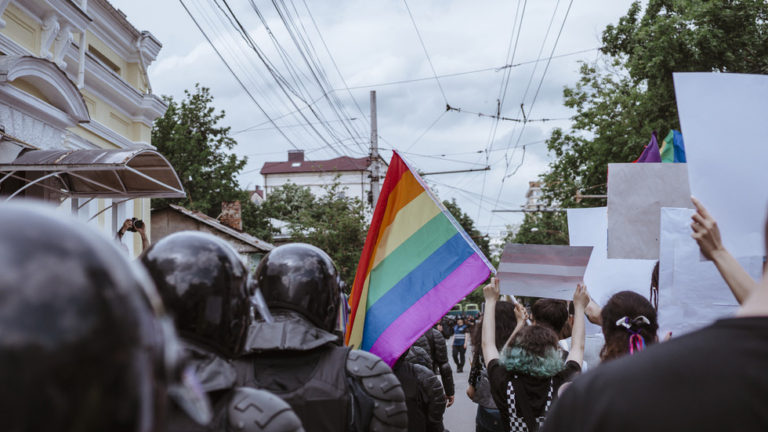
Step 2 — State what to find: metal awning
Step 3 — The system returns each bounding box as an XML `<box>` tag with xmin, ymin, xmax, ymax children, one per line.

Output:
<box><xmin>0</xmin><ymin>148</ymin><xmax>186</xmax><ymax>200</ymax></box>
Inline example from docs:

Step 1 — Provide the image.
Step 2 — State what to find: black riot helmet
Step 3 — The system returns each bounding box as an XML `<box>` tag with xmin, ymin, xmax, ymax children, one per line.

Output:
<box><xmin>254</xmin><ymin>243</ymin><xmax>341</xmax><ymax>331</ymax></box>
<box><xmin>0</xmin><ymin>201</ymin><xmax>209</xmax><ymax>431</ymax></box>
<box><xmin>141</xmin><ymin>231</ymin><xmax>251</xmax><ymax>358</ymax></box>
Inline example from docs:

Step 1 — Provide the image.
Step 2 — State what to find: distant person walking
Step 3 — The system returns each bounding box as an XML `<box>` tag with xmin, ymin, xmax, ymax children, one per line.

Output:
<box><xmin>453</xmin><ymin>317</ymin><xmax>469</xmax><ymax>372</ymax></box>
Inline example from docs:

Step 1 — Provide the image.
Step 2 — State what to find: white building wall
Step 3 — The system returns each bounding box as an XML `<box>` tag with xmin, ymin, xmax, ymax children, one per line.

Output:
<box><xmin>264</xmin><ymin>170</ymin><xmax>371</xmax><ymax>203</ymax></box>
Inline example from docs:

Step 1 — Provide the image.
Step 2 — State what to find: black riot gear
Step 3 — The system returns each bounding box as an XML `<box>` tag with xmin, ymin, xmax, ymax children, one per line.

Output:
<box><xmin>141</xmin><ymin>231</ymin><xmax>251</xmax><ymax>358</ymax></box>
<box><xmin>254</xmin><ymin>243</ymin><xmax>341</xmax><ymax>331</ymax></box>
<box><xmin>0</xmin><ymin>202</ymin><xmax>208</xmax><ymax>432</ymax></box>
<box><xmin>245</xmin><ymin>244</ymin><xmax>408</xmax><ymax>432</ymax></box>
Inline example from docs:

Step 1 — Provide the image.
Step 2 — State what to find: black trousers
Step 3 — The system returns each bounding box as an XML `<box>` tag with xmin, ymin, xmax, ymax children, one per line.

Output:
<box><xmin>452</xmin><ymin>344</ymin><xmax>466</xmax><ymax>371</ymax></box>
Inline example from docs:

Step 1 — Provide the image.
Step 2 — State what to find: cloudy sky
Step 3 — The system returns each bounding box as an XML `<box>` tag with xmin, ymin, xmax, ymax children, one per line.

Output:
<box><xmin>113</xmin><ymin>0</ymin><xmax>637</xmax><ymax>238</ymax></box>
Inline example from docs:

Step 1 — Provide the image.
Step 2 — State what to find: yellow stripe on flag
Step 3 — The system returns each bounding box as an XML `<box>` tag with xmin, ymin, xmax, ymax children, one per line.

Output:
<box><xmin>371</xmin><ymin>191</ymin><xmax>440</xmax><ymax>269</ymax></box>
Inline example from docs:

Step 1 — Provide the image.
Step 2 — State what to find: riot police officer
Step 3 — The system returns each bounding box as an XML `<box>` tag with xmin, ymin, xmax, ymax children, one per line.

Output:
<box><xmin>141</xmin><ymin>231</ymin><xmax>304</xmax><ymax>432</ymax></box>
<box><xmin>0</xmin><ymin>202</ymin><xmax>209</xmax><ymax>431</ymax></box>
<box><xmin>244</xmin><ymin>243</ymin><xmax>408</xmax><ymax>432</ymax></box>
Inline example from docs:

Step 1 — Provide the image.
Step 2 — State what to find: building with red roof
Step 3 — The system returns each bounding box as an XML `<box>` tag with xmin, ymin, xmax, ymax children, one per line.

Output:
<box><xmin>260</xmin><ymin>150</ymin><xmax>373</xmax><ymax>203</ymax></box>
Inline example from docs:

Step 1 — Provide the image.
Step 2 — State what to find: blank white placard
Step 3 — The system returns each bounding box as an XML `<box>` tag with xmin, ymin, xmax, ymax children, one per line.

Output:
<box><xmin>674</xmin><ymin>72</ymin><xmax>768</xmax><ymax>258</ymax></box>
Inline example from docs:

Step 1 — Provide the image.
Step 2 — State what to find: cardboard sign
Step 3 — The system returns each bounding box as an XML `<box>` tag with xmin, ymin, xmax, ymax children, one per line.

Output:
<box><xmin>567</xmin><ymin>207</ymin><xmax>656</xmax><ymax>305</ymax></box>
<box><xmin>657</xmin><ymin>207</ymin><xmax>763</xmax><ymax>336</ymax></box>
<box><xmin>674</xmin><ymin>72</ymin><xmax>768</xmax><ymax>258</ymax></box>
<box><xmin>498</xmin><ymin>243</ymin><xmax>592</xmax><ymax>300</ymax></box>
<box><xmin>607</xmin><ymin>163</ymin><xmax>692</xmax><ymax>259</ymax></box>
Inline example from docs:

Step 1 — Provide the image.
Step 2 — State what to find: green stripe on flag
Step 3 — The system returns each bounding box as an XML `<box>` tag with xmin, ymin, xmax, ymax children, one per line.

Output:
<box><xmin>367</xmin><ymin>214</ymin><xmax>458</xmax><ymax>309</ymax></box>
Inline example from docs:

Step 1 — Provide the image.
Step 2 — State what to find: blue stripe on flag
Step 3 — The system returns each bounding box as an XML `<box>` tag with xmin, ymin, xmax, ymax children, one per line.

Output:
<box><xmin>361</xmin><ymin>233</ymin><xmax>475</xmax><ymax>350</ymax></box>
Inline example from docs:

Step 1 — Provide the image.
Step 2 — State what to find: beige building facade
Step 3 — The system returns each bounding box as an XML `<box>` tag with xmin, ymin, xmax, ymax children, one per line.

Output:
<box><xmin>0</xmin><ymin>0</ymin><xmax>179</xmax><ymax>256</ymax></box>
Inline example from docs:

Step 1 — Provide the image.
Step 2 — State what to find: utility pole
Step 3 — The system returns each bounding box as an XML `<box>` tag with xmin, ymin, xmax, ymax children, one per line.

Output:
<box><xmin>370</xmin><ymin>90</ymin><xmax>381</xmax><ymax>207</ymax></box>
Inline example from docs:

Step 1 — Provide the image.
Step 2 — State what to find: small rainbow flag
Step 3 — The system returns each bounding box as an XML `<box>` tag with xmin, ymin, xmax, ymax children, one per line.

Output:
<box><xmin>345</xmin><ymin>151</ymin><xmax>494</xmax><ymax>366</ymax></box>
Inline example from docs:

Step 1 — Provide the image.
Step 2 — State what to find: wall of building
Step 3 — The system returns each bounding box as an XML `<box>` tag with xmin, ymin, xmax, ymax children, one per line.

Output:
<box><xmin>264</xmin><ymin>170</ymin><xmax>371</xmax><ymax>202</ymax></box>
<box><xmin>0</xmin><ymin>0</ymin><xmax>167</xmax><ymax>258</ymax></box>
<box><xmin>151</xmin><ymin>209</ymin><xmax>263</xmax><ymax>268</ymax></box>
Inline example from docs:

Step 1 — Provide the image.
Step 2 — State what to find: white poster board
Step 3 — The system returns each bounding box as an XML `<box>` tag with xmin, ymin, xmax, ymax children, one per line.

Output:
<box><xmin>657</xmin><ymin>207</ymin><xmax>763</xmax><ymax>336</ymax></box>
<box><xmin>567</xmin><ymin>207</ymin><xmax>656</xmax><ymax>306</ymax></box>
<box><xmin>674</xmin><ymin>72</ymin><xmax>768</xmax><ymax>258</ymax></box>
<box><xmin>498</xmin><ymin>243</ymin><xmax>592</xmax><ymax>301</ymax></box>
<box><xmin>607</xmin><ymin>163</ymin><xmax>692</xmax><ymax>259</ymax></box>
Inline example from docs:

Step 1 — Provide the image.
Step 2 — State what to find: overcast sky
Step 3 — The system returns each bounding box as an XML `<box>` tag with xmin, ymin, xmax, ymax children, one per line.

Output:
<box><xmin>113</xmin><ymin>0</ymin><xmax>637</xmax><ymax>238</ymax></box>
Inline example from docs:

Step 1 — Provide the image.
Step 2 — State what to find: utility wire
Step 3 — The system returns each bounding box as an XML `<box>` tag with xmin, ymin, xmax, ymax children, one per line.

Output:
<box><xmin>222</xmin><ymin>0</ymin><xmax>347</xmax><ymax>156</ymax></box>
<box><xmin>179</xmin><ymin>0</ymin><xmax>303</xmax><ymax>153</ymax></box>
<box><xmin>402</xmin><ymin>0</ymin><xmax>449</xmax><ymax>104</ymax></box>
<box><xmin>339</xmin><ymin>47</ymin><xmax>599</xmax><ymax>90</ymax></box>
<box><xmin>446</xmin><ymin>105</ymin><xmax>569</xmax><ymax>123</ymax></box>
<box><xmin>478</xmin><ymin>0</ymin><xmax>527</xmax><ymax>222</ymax></box>
<box><xmin>404</xmin><ymin>109</ymin><xmax>448</xmax><ymax>152</ymax></box>
<box><xmin>488</xmin><ymin>0</ymin><xmax>576</xmax><ymax>230</ymax></box>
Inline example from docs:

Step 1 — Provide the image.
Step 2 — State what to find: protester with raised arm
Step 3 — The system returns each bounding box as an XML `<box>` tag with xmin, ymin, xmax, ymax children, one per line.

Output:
<box><xmin>541</xmin><ymin>211</ymin><xmax>768</xmax><ymax>432</ymax></box>
<box><xmin>690</xmin><ymin>196</ymin><xmax>759</xmax><ymax>303</ymax></box>
<box><xmin>482</xmin><ymin>278</ymin><xmax>588</xmax><ymax>432</ymax></box>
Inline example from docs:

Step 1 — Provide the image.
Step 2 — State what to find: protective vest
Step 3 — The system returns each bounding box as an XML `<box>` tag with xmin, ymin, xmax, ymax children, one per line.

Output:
<box><xmin>394</xmin><ymin>361</ymin><xmax>427</xmax><ymax>431</ymax></box>
<box><xmin>249</xmin><ymin>345</ymin><xmax>351</xmax><ymax>432</ymax></box>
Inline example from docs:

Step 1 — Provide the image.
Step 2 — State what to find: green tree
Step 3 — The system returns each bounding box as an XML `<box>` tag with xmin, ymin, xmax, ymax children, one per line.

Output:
<box><xmin>442</xmin><ymin>198</ymin><xmax>491</xmax><ymax>259</ymax></box>
<box><xmin>259</xmin><ymin>182</ymin><xmax>315</xmax><ymax>223</ymax></box>
<box><xmin>241</xmin><ymin>198</ymin><xmax>276</xmax><ymax>242</ymax></box>
<box><xmin>152</xmin><ymin>84</ymin><xmax>247</xmax><ymax>216</ymax></box>
<box><xmin>261</xmin><ymin>181</ymin><xmax>368</xmax><ymax>291</ymax></box>
<box><xmin>540</xmin><ymin>0</ymin><xmax>768</xmax><ymax>212</ymax></box>
<box><xmin>510</xmin><ymin>212</ymin><xmax>569</xmax><ymax>246</ymax></box>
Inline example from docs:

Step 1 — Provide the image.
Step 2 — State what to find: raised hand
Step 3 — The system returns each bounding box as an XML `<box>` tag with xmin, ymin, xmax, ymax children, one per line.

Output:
<box><xmin>690</xmin><ymin>196</ymin><xmax>724</xmax><ymax>260</ymax></box>
<box><xmin>483</xmin><ymin>277</ymin><xmax>500</xmax><ymax>302</ymax></box>
<box><xmin>573</xmin><ymin>283</ymin><xmax>590</xmax><ymax>311</ymax></box>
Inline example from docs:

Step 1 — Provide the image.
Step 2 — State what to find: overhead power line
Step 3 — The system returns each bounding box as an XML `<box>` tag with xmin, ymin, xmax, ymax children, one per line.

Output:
<box><xmin>446</xmin><ymin>104</ymin><xmax>570</xmax><ymax>123</ymax></box>
<box><xmin>179</xmin><ymin>0</ymin><xmax>303</xmax><ymax>153</ymax></box>
<box><xmin>338</xmin><ymin>47</ymin><xmax>599</xmax><ymax>91</ymax></box>
<box><xmin>402</xmin><ymin>0</ymin><xmax>449</xmax><ymax>104</ymax></box>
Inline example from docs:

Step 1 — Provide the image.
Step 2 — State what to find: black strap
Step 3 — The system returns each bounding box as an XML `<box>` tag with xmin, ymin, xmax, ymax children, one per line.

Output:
<box><xmin>510</xmin><ymin>375</ymin><xmax>540</xmax><ymax>432</ymax></box>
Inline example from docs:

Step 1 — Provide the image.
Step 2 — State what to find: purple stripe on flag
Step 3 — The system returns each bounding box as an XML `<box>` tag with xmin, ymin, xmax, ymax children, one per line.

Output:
<box><xmin>369</xmin><ymin>254</ymin><xmax>490</xmax><ymax>366</ymax></box>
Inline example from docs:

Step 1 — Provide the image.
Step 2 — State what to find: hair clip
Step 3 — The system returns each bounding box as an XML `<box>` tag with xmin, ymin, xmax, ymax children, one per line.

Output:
<box><xmin>615</xmin><ymin>316</ymin><xmax>632</xmax><ymax>329</ymax></box>
<box><xmin>615</xmin><ymin>315</ymin><xmax>650</xmax><ymax>329</ymax></box>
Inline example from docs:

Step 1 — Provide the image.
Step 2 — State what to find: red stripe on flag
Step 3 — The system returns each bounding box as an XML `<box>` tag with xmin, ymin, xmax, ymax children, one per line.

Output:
<box><xmin>345</xmin><ymin>152</ymin><xmax>409</xmax><ymax>344</ymax></box>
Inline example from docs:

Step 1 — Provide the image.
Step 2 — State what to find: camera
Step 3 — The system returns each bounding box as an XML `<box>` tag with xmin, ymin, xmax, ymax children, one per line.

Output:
<box><xmin>127</xmin><ymin>217</ymin><xmax>145</xmax><ymax>232</ymax></box>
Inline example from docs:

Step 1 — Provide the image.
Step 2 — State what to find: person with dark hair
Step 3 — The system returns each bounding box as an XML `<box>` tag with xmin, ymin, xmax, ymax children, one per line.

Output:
<box><xmin>482</xmin><ymin>279</ymin><xmax>589</xmax><ymax>432</ymax></box>
<box><xmin>413</xmin><ymin>327</ymin><xmax>456</xmax><ymax>407</ymax></box>
<box><xmin>541</xmin><ymin>199</ymin><xmax>768</xmax><ymax>432</ymax></box>
<box><xmin>531</xmin><ymin>299</ymin><xmax>569</xmax><ymax>336</ymax></box>
<box><xmin>393</xmin><ymin>344</ymin><xmax>447</xmax><ymax>432</ymax></box>
<box><xmin>467</xmin><ymin>301</ymin><xmax>518</xmax><ymax>432</ymax></box>
<box><xmin>598</xmin><ymin>291</ymin><xmax>659</xmax><ymax>361</ymax></box>
<box><xmin>453</xmin><ymin>317</ymin><xmax>469</xmax><ymax>372</ymax></box>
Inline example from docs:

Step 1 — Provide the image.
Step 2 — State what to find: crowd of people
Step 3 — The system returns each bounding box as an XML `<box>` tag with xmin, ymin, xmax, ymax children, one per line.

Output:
<box><xmin>2</xmin><ymin>194</ymin><xmax>767</xmax><ymax>432</ymax></box>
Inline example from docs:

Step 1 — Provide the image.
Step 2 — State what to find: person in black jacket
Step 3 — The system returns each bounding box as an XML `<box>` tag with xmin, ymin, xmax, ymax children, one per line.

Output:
<box><xmin>414</xmin><ymin>327</ymin><xmax>456</xmax><ymax>406</ymax></box>
<box><xmin>394</xmin><ymin>345</ymin><xmax>447</xmax><ymax>432</ymax></box>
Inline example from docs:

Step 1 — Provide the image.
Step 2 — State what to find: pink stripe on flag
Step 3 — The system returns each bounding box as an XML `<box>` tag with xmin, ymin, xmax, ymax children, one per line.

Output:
<box><xmin>369</xmin><ymin>254</ymin><xmax>491</xmax><ymax>366</ymax></box>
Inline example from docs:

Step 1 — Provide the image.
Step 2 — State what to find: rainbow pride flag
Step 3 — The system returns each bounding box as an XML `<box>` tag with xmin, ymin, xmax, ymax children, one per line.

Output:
<box><xmin>345</xmin><ymin>151</ymin><xmax>494</xmax><ymax>366</ymax></box>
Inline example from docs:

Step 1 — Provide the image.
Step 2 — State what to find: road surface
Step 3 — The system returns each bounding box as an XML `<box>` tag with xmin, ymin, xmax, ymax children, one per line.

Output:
<box><xmin>443</xmin><ymin>339</ymin><xmax>477</xmax><ymax>431</ymax></box>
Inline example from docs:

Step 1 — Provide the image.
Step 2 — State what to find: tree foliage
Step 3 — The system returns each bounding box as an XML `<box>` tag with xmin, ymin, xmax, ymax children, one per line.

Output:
<box><xmin>510</xmin><ymin>212</ymin><xmax>569</xmax><ymax>246</ymax></box>
<box><xmin>261</xmin><ymin>181</ymin><xmax>368</xmax><ymax>291</ymax></box>
<box><xmin>152</xmin><ymin>84</ymin><xmax>247</xmax><ymax>216</ymax></box>
<box><xmin>540</xmin><ymin>0</ymin><xmax>768</xmax><ymax>211</ymax></box>
<box><xmin>442</xmin><ymin>198</ymin><xmax>491</xmax><ymax>259</ymax></box>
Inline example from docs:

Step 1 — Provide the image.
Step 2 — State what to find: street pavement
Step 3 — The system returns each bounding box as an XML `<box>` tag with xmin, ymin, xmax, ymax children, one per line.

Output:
<box><xmin>443</xmin><ymin>340</ymin><xmax>477</xmax><ymax>432</ymax></box>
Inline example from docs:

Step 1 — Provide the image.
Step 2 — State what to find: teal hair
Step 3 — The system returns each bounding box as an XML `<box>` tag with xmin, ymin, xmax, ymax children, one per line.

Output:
<box><xmin>499</xmin><ymin>346</ymin><xmax>564</xmax><ymax>377</ymax></box>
